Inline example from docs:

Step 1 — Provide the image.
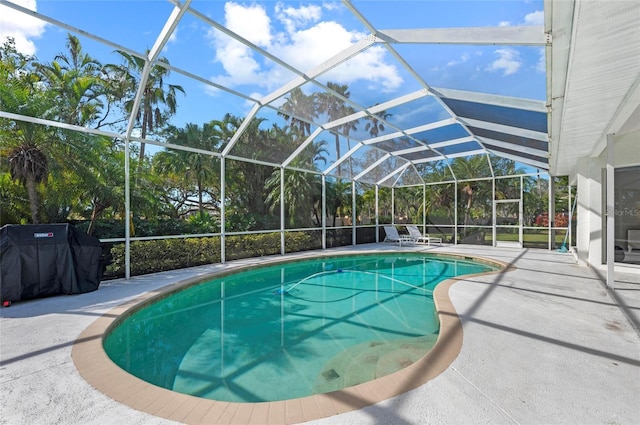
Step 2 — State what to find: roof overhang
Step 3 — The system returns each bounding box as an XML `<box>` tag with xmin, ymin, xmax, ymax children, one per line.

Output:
<box><xmin>547</xmin><ymin>0</ymin><xmax>640</xmax><ymax>176</ymax></box>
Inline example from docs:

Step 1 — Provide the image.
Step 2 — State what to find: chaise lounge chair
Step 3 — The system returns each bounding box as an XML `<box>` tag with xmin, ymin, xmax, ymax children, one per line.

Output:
<box><xmin>406</xmin><ymin>225</ymin><xmax>442</xmax><ymax>246</ymax></box>
<box><xmin>383</xmin><ymin>225</ymin><xmax>416</xmax><ymax>246</ymax></box>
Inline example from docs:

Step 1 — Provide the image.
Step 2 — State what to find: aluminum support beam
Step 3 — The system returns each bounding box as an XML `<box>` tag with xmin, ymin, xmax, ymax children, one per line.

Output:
<box><xmin>425</xmin><ymin>136</ymin><xmax>476</xmax><ymax>150</ymax></box>
<box><xmin>432</xmin><ymin>87</ymin><xmax>547</xmax><ymax>112</ymax></box>
<box><xmin>477</xmin><ymin>137</ymin><xmax>548</xmax><ymax>158</ymax></box>
<box><xmin>323</xmin><ymin>142</ymin><xmax>364</xmax><ymax>176</ymax></box>
<box><xmin>377</xmin><ymin>163</ymin><xmax>410</xmax><ymax>186</ymax></box>
<box><xmin>124</xmin><ymin>136</ymin><xmax>131</xmax><ymax>279</ymax></box>
<box><xmin>379</xmin><ymin>26</ymin><xmax>546</xmax><ymax>46</ymax></box>
<box><xmin>322</xmin><ymin>175</ymin><xmax>327</xmax><ymax>249</ymax></box>
<box><xmin>220</xmin><ymin>157</ymin><xmax>226</xmax><ymax>262</ymax></box>
<box><xmin>483</xmin><ymin>149</ymin><xmax>549</xmax><ymax>171</ymax></box>
<box><xmin>282</xmin><ymin>127</ymin><xmax>325</xmax><ymax>168</ymax></box>
<box><xmin>606</xmin><ymin>135</ymin><xmax>615</xmax><ymax>288</ymax></box>
<box><xmin>260</xmin><ymin>37</ymin><xmax>377</xmax><ymax>105</ymax></box>
<box><xmin>363</xmin><ymin>118</ymin><xmax>457</xmax><ymax>145</ymax></box>
<box><xmin>221</xmin><ymin>103</ymin><xmax>261</xmax><ymax>156</ymax></box>
<box><xmin>353</xmin><ymin>154</ymin><xmax>391</xmax><ymax>181</ymax></box>
<box><xmin>459</xmin><ymin>118</ymin><xmax>549</xmax><ymax>141</ymax></box>
<box><xmin>148</xmin><ymin>2</ymin><xmax>190</xmax><ymax>64</ymax></box>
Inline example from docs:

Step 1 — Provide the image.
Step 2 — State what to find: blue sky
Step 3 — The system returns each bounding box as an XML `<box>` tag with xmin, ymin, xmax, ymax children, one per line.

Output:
<box><xmin>1</xmin><ymin>0</ymin><xmax>546</xmax><ymax>152</ymax></box>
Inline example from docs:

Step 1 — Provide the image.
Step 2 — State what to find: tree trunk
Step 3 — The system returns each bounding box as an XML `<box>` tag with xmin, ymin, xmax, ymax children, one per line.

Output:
<box><xmin>334</xmin><ymin>133</ymin><xmax>341</xmax><ymax>176</ymax></box>
<box><xmin>136</xmin><ymin>100</ymin><xmax>149</xmax><ymax>186</ymax></box>
<box><xmin>197</xmin><ymin>179</ymin><xmax>204</xmax><ymax>218</ymax></box>
<box><xmin>87</xmin><ymin>200</ymin><xmax>106</xmax><ymax>235</ymax></box>
<box><xmin>25</xmin><ymin>174</ymin><xmax>40</xmax><ymax>224</ymax></box>
<box><xmin>462</xmin><ymin>184</ymin><xmax>473</xmax><ymax>237</ymax></box>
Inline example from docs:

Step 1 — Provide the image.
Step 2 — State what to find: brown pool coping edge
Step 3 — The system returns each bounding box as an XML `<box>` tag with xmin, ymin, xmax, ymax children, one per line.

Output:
<box><xmin>72</xmin><ymin>251</ymin><xmax>510</xmax><ymax>425</ymax></box>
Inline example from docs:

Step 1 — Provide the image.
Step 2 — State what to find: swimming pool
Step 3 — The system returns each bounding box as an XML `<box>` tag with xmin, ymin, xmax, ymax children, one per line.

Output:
<box><xmin>103</xmin><ymin>253</ymin><xmax>498</xmax><ymax>403</ymax></box>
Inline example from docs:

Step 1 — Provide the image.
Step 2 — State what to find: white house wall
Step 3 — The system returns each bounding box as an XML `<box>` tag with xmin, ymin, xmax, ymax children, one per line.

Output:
<box><xmin>613</xmin><ymin>130</ymin><xmax>640</xmax><ymax>168</ymax></box>
<box><xmin>576</xmin><ymin>129</ymin><xmax>640</xmax><ymax>267</ymax></box>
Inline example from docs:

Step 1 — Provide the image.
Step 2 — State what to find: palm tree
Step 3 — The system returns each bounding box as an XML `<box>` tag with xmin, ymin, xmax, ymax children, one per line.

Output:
<box><xmin>364</xmin><ymin>105</ymin><xmax>391</xmax><ymax>138</ymax></box>
<box><xmin>7</xmin><ymin>145</ymin><xmax>48</xmax><ymax>223</ymax></box>
<box><xmin>83</xmin><ymin>138</ymin><xmax>126</xmax><ymax>235</ymax></box>
<box><xmin>423</xmin><ymin>164</ymin><xmax>455</xmax><ymax>228</ymax></box>
<box><xmin>2</xmin><ymin>38</ymin><xmax>121</xmax><ymax>225</ymax></box>
<box><xmin>154</xmin><ymin>123</ymin><xmax>221</xmax><ymax>219</ymax></box>
<box><xmin>1</xmin><ymin>39</ymin><xmax>56</xmax><ymax>223</ymax></box>
<box><xmin>35</xmin><ymin>34</ymin><xmax>106</xmax><ymax>127</ymax></box>
<box><xmin>265</xmin><ymin>138</ymin><xmax>328</xmax><ymax>228</ymax></box>
<box><xmin>214</xmin><ymin>114</ymin><xmax>278</xmax><ymax>229</ymax></box>
<box><xmin>277</xmin><ymin>87</ymin><xmax>316</xmax><ymax>138</ymax></box>
<box><xmin>315</xmin><ymin>82</ymin><xmax>359</xmax><ymax>175</ymax></box>
<box><xmin>451</xmin><ymin>156</ymin><xmax>492</xmax><ymax>239</ymax></box>
<box><xmin>451</xmin><ymin>155</ymin><xmax>492</xmax><ymax>180</ymax></box>
<box><xmin>113</xmin><ymin>50</ymin><xmax>184</xmax><ymax>176</ymax></box>
<box><xmin>294</xmin><ymin>137</ymin><xmax>329</xmax><ymax>171</ymax></box>
<box><xmin>326</xmin><ymin>179</ymin><xmax>351</xmax><ymax>227</ymax></box>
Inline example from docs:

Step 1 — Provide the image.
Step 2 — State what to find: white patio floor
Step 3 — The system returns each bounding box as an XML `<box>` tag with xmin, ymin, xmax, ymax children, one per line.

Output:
<box><xmin>1</xmin><ymin>244</ymin><xmax>638</xmax><ymax>424</ymax></box>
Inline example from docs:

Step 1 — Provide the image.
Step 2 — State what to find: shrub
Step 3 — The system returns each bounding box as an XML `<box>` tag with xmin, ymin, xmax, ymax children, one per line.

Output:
<box><xmin>106</xmin><ymin>231</ymin><xmax>313</xmax><ymax>278</ymax></box>
<box><xmin>534</xmin><ymin>212</ymin><xmax>570</xmax><ymax>227</ymax></box>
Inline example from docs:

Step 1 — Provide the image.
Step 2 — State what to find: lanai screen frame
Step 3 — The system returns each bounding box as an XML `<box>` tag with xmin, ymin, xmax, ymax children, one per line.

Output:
<box><xmin>0</xmin><ymin>0</ymin><xmax>566</xmax><ymax>279</ymax></box>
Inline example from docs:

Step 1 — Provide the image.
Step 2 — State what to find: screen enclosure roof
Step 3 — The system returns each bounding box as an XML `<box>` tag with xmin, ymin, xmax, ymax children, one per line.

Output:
<box><xmin>6</xmin><ymin>1</ymin><xmax>634</xmax><ymax>185</ymax></box>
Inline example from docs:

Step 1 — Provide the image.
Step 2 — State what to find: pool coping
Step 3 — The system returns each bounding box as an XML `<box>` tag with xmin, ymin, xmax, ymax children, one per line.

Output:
<box><xmin>72</xmin><ymin>251</ymin><xmax>510</xmax><ymax>425</ymax></box>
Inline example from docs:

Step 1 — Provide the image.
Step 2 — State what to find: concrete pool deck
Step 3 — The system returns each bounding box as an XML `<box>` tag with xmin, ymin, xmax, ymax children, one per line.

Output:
<box><xmin>1</xmin><ymin>244</ymin><xmax>639</xmax><ymax>424</ymax></box>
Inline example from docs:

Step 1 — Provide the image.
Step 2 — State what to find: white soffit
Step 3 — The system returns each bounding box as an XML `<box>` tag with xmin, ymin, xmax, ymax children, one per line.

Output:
<box><xmin>550</xmin><ymin>0</ymin><xmax>640</xmax><ymax>176</ymax></box>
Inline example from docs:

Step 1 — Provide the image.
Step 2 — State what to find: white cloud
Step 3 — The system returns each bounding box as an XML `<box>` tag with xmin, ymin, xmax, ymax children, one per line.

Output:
<box><xmin>210</xmin><ymin>36</ymin><xmax>266</xmax><ymax>86</ymax></box>
<box><xmin>206</xmin><ymin>3</ymin><xmax>272</xmax><ymax>88</ymax></box>
<box><xmin>535</xmin><ymin>47</ymin><xmax>545</xmax><ymax>73</ymax></box>
<box><xmin>161</xmin><ymin>29</ymin><xmax>178</xmax><ymax>53</ymax></box>
<box><xmin>168</xmin><ymin>29</ymin><xmax>178</xmax><ymax>44</ymax></box>
<box><xmin>275</xmin><ymin>3</ymin><xmax>321</xmax><ymax>34</ymax></box>
<box><xmin>324</xmin><ymin>44</ymin><xmax>403</xmax><ymax>92</ymax></box>
<box><xmin>0</xmin><ymin>0</ymin><xmax>47</xmax><ymax>55</ymax></box>
<box><xmin>486</xmin><ymin>48</ymin><xmax>522</xmax><ymax>76</ymax></box>
<box><xmin>447</xmin><ymin>53</ymin><xmax>470</xmax><ymax>67</ymax></box>
<box><xmin>322</xmin><ymin>2</ymin><xmax>342</xmax><ymax>12</ymax></box>
<box><xmin>206</xmin><ymin>2</ymin><xmax>402</xmax><ymax>94</ymax></box>
<box><xmin>275</xmin><ymin>21</ymin><xmax>354</xmax><ymax>71</ymax></box>
<box><xmin>524</xmin><ymin>10</ymin><xmax>544</xmax><ymax>26</ymax></box>
<box><xmin>224</xmin><ymin>2</ymin><xmax>273</xmax><ymax>48</ymax></box>
<box><xmin>497</xmin><ymin>9</ymin><xmax>543</xmax><ymax>27</ymax></box>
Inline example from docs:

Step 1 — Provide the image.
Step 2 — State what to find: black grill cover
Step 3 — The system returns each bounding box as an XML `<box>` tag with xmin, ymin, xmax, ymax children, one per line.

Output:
<box><xmin>1</xmin><ymin>224</ymin><xmax>103</xmax><ymax>303</ymax></box>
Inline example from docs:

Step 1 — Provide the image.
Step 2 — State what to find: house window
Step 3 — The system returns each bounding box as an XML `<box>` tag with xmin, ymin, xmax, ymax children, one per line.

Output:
<box><xmin>615</xmin><ymin>165</ymin><xmax>640</xmax><ymax>264</ymax></box>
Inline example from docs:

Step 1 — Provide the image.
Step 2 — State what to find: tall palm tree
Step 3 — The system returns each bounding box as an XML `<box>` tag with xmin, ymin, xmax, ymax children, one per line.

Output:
<box><xmin>277</xmin><ymin>87</ymin><xmax>316</xmax><ymax>138</ymax></box>
<box><xmin>451</xmin><ymin>156</ymin><xmax>492</xmax><ymax>238</ymax></box>
<box><xmin>364</xmin><ymin>105</ymin><xmax>391</xmax><ymax>138</ymax></box>
<box><xmin>315</xmin><ymin>82</ymin><xmax>358</xmax><ymax>177</ymax></box>
<box><xmin>7</xmin><ymin>145</ymin><xmax>48</xmax><ymax>223</ymax></box>
<box><xmin>265</xmin><ymin>138</ymin><xmax>328</xmax><ymax>228</ymax></box>
<box><xmin>264</xmin><ymin>168</ymin><xmax>316</xmax><ymax>228</ymax></box>
<box><xmin>114</xmin><ymin>50</ymin><xmax>184</xmax><ymax>176</ymax></box>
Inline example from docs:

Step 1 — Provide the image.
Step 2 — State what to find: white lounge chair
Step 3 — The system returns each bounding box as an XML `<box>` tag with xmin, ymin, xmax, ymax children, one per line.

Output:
<box><xmin>383</xmin><ymin>225</ymin><xmax>416</xmax><ymax>246</ymax></box>
<box><xmin>406</xmin><ymin>225</ymin><xmax>442</xmax><ymax>246</ymax></box>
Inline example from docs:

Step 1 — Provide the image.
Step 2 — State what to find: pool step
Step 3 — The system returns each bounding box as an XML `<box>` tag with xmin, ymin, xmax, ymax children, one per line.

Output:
<box><xmin>173</xmin><ymin>329</ymin><xmax>223</xmax><ymax>397</ymax></box>
<box><xmin>312</xmin><ymin>335</ymin><xmax>437</xmax><ymax>394</ymax></box>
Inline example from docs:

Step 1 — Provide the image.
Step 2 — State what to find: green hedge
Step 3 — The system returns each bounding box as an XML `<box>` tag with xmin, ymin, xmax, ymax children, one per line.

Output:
<box><xmin>107</xmin><ymin>231</ymin><xmax>312</xmax><ymax>278</ymax></box>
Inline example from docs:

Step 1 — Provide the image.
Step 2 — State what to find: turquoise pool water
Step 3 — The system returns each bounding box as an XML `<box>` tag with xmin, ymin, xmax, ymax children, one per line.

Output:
<box><xmin>103</xmin><ymin>253</ymin><xmax>497</xmax><ymax>402</ymax></box>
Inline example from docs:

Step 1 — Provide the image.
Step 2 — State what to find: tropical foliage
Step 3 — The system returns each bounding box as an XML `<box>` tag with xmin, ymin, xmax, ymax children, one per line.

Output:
<box><xmin>1</xmin><ymin>34</ymin><xmax>562</xmax><ymax>275</ymax></box>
